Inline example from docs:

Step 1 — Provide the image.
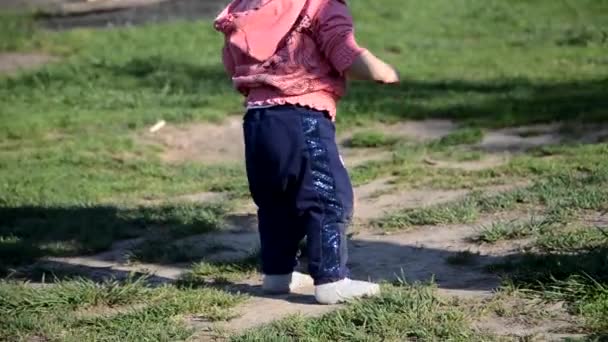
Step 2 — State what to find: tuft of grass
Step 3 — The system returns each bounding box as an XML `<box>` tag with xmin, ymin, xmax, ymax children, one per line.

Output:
<box><xmin>179</xmin><ymin>250</ymin><xmax>260</xmax><ymax>286</ymax></box>
<box><xmin>473</xmin><ymin>217</ymin><xmax>549</xmax><ymax>244</ymax></box>
<box><xmin>234</xmin><ymin>283</ymin><xmax>490</xmax><ymax>341</ymax></box>
<box><xmin>435</xmin><ymin>127</ymin><xmax>484</xmax><ymax>147</ymax></box>
<box><xmin>346</xmin><ymin>130</ymin><xmax>401</xmax><ymax>148</ymax></box>
<box><xmin>375</xmin><ymin>197</ymin><xmax>480</xmax><ymax>230</ymax></box>
<box><xmin>349</xmin><ymin>159</ymin><xmax>393</xmax><ymax>186</ymax></box>
<box><xmin>534</xmin><ymin>226</ymin><xmax>608</xmax><ymax>252</ymax></box>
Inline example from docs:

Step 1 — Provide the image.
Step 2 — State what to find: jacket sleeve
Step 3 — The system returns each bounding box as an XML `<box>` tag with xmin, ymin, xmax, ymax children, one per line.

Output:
<box><xmin>314</xmin><ymin>0</ymin><xmax>365</xmax><ymax>73</ymax></box>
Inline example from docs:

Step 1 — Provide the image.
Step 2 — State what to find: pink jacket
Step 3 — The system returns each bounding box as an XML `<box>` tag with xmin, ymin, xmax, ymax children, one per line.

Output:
<box><xmin>214</xmin><ymin>0</ymin><xmax>365</xmax><ymax>119</ymax></box>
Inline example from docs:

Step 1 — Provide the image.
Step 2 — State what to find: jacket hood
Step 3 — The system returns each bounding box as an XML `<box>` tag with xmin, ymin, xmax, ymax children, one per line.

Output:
<box><xmin>214</xmin><ymin>0</ymin><xmax>306</xmax><ymax>61</ymax></box>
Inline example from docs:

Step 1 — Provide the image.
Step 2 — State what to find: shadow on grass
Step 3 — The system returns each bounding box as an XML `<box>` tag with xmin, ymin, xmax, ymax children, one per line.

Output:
<box><xmin>104</xmin><ymin>56</ymin><xmax>233</xmax><ymax>96</ymax></box>
<box><xmin>343</xmin><ymin>77</ymin><xmax>608</xmax><ymax>128</ymax></box>
<box><xmin>6</xmin><ymin>229</ymin><xmax>608</xmax><ymax>310</ymax></box>
<box><xmin>489</xmin><ymin>246</ymin><xmax>608</xmax><ymax>287</ymax></box>
<box><xmin>102</xmin><ymin>57</ymin><xmax>608</xmax><ymax>128</ymax></box>
<box><xmin>0</xmin><ymin>203</ymin><xmax>227</xmax><ymax>276</ymax></box>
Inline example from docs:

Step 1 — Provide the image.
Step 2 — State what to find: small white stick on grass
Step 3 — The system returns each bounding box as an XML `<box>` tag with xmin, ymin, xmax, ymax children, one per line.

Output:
<box><xmin>149</xmin><ymin>120</ymin><xmax>166</xmax><ymax>133</ymax></box>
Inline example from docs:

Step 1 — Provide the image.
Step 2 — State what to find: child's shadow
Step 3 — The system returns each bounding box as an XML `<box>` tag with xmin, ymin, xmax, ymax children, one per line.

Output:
<box><xmin>221</xmin><ymin>282</ymin><xmax>319</xmax><ymax>305</ymax></box>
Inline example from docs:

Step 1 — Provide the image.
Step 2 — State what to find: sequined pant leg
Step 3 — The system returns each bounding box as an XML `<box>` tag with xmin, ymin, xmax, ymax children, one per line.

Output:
<box><xmin>298</xmin><ymin>113</ymin><xmax>354</xmax><ymax>285</ymax></box>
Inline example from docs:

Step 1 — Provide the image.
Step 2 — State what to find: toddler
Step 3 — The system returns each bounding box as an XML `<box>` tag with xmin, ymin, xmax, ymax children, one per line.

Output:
<box><xmin>214</xmin><ymin>0</ymin><xmax>399</xmax><ymax>304</ymax></box>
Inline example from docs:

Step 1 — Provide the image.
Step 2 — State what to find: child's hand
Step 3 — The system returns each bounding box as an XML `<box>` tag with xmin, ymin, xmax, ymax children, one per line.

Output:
<box><xmin>347</xmin><ymin>50</ymin><xmax>400</xmax><ymax>84</ymax></box>
<box><xmin>378</xmin><ymin>66</ymin><xmax>400</xmax><ymax>84</ymax></box>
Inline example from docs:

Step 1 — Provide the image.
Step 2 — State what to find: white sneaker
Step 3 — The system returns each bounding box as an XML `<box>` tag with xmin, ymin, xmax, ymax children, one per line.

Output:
<box><xmin>262</xmin><ymin>271</ymin><xmax>314</xmax><ymax>294</ymax></box>
<box><xmin>315</xmin><ymin>278</ymin><xmax>380</xmax><ymax>305</ymax></box>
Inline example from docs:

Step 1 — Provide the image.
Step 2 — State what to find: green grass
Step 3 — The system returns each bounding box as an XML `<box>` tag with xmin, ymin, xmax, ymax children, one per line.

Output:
<box><xmin>0</xmin><ymin>277</ymin><xmax>245</xmax><ymax>341</ymax></box>
<box><xmin>234</xmin><ymin>283</ymin><xmax>489</xmax><ymax>341</ymax></box>
<box><xmin>0</xmin><ymin>12</ymin><xmax>40</xmax><ymax>51</ymax></box>
<box><xmin>534</xmin><ymin>225</ymin><xmax>608</xmax><ymax>252</ymax></box>
<box><xmin>346</xmin><ymin>130</ymin><xmax>401</xmax><ymax>148</ymax></box>
<box><xmin>179</xmin><ymin>250</ymin><xmax>260</xmax><ymax>286</ymax></box>
<box><xmin>377</xmin><ymin>197</ymin><xmax>480</xmax><ymax>229</ymax></box>
<box><xmin>435</xmin><ymin>127</ymin><xmax>484</xmax><ymax>147</ymax></box>
<box><xmin>377</xmin><ymin>154</ymin><xmax>608</xmax><ymax>230</ymax></box>
<box><xmin>473</xmin><ymin>217</ymin><xmax>550</xmax><ymax>244</ymax></box>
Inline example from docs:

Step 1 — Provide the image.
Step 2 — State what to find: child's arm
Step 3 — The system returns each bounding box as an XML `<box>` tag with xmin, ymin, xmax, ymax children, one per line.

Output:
<box><xmin>346</xmin><ymin>50</ymin><xmax>399</xmax><ymax>84</ymax></box>
<box><xmin>315</xmin><ymin>0</ymin><xmax>399</xmax><ymax>84</ymax></box>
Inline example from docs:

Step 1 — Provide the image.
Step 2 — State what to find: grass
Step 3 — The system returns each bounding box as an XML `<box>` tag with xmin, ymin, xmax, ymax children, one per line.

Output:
<box><xmin>233</xmin><ymin>282</ymin><xmax>489</xmax><ymax>341</ymax></box>
<box><xmin>376</xmin><ymin>197</ymin><xmax>480</xmax><ymax>229</ymax></box>
<box><xmin>534</xmin><ymin>225</ymin><xmax>608</xmax><ymax>252</ymax></box>
<box><xmin>435</xmin><ymin>127</ymin><xmax>484</xmax><ymax>147</ymax></box>
<box><xmin>489</xmin><ymin>246</ymin><xmax>608</xmax><ymax>335</ymax></box>
<box><xmin>346</xmin><ymin>130</ymin><xmax>401</xmax><ymax>148</ymax></box>
<box><xmin>0</xmin><ymin>276</ymin><xmax>245</xmax><ymax>341</ymax></box>
<box><xmin>377</xmin><ymin>156</ymin><xmax>608</xmax><ymax>230</ymax></box>
<box><xmin>473</xmin><ymin>217</ymin><xmax>550</xmax><ymax>244</ymax></box>
<box><xmin>0</xmin><ymin>12</ymin><xmax>40</xmax><ymax>51</ymax></box>
<box><xmin>179</xmin><ymin>250</ymin><xmax>261</xmax><ymax>286</ymax></box>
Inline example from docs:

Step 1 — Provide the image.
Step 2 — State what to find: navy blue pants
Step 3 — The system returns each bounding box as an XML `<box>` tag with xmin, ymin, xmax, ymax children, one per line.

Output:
<box><xmin>243</xmin><ymin>105</ymin><xmax>353</xmax><ymax>285</ymax></box>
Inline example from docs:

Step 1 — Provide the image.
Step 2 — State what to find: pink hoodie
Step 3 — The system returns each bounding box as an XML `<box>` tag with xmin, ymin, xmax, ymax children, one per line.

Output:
<box><xmin>214</xmin><ymin>0</ymin><xmax>365</xmax><ymax>119</ymax></box>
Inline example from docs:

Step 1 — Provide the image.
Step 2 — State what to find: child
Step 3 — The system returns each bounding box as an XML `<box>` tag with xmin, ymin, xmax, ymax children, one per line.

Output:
<box><xmin>214</xmin><ymin>0</ymin><xmax>399</xmax><ymax>305</ymax></box>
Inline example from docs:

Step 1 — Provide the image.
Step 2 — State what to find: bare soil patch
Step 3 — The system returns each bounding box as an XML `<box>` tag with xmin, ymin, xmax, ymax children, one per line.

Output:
<box><xmin>140</xmin><ymin>118</ymin><xmax>459</xmax><ymax>166</ymax></box>
<box><xmin>140</xmin><ymin>116</ymin><xmax>244</xmax><ymax>165</ymax></box>
<box><xmin>478</xmin><ymin>123</ymin><xmax>608</xmax><ymax>152</ymax></box>
<box><xmin>423</xmin><ymin>154</ymin><xmax>508</xmax><ymax>171</ymax></box>
<box><xmin>354</xmin><ymin>177</ymin><xmax>469</xmax><ymax>221</ymax></box>
<box><xmin>341</xmin><ymin>119</ymin><xmax>457</xmax><ymax>142</ymax></box>
<box><xmin>0</xmin><ymin>52</ymin><xmax>56</xmax><ymax>75</ymax></box>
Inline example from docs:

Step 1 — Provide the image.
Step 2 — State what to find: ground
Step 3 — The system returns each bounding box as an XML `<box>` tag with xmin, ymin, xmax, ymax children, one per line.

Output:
<box><xmin>1</xmin><ymin>0</ymin><xmax>608</xmax><ymax>341</ymax></box>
